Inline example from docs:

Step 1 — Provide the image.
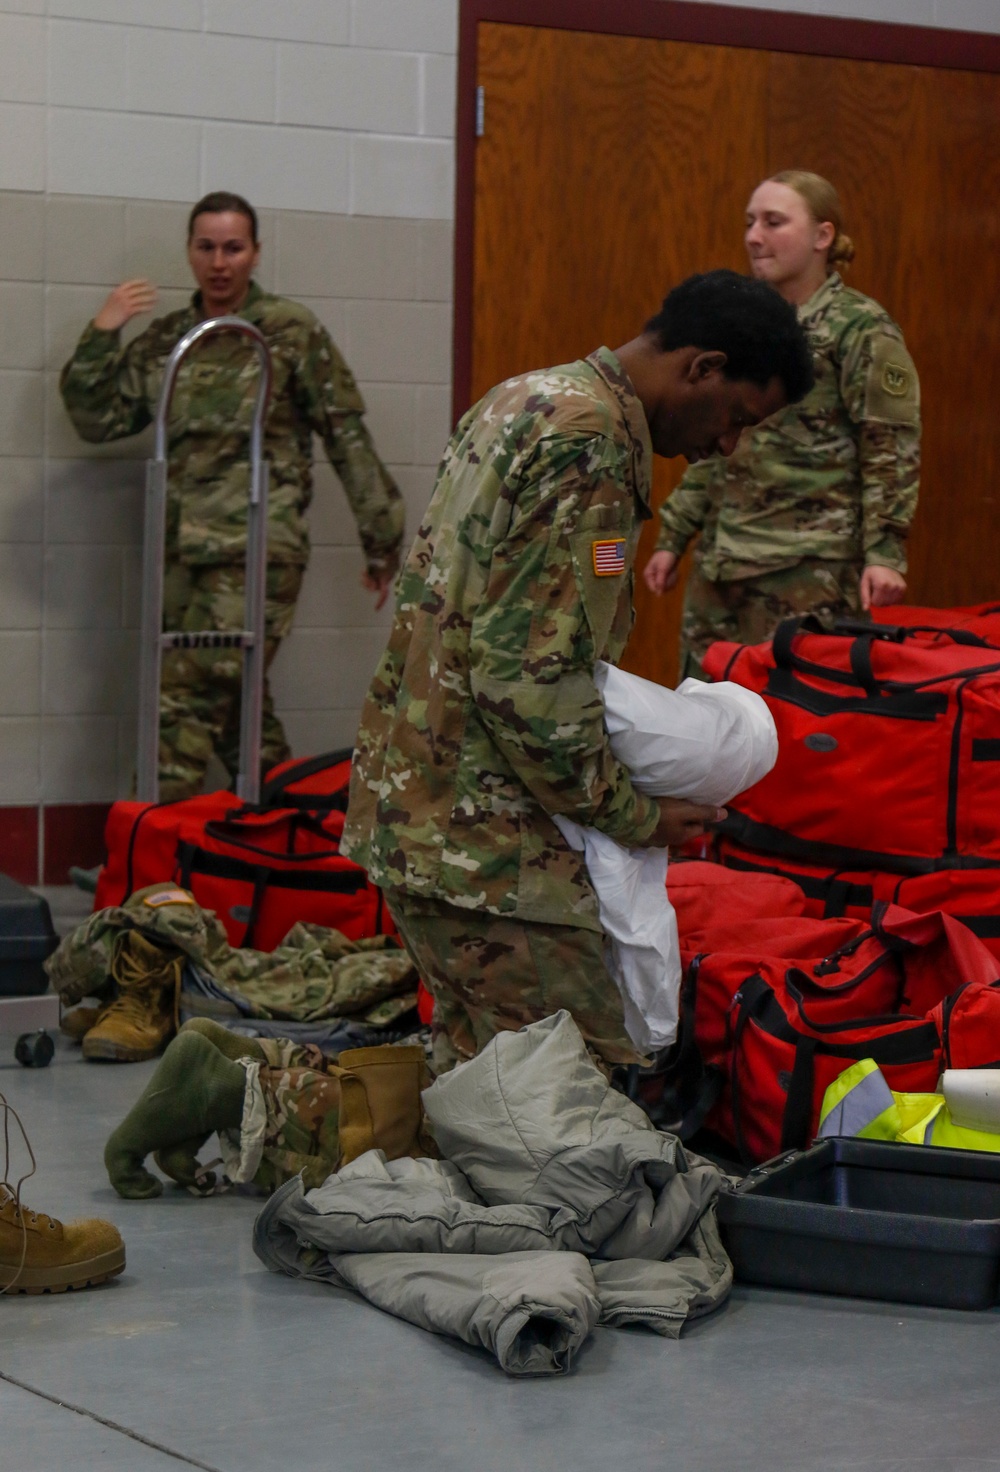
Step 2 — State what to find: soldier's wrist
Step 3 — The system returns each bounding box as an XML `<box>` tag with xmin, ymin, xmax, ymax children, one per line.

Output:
<box><xmin>863</xmin><ymin>538</ymin><xmax>907</xmax><ymax>572</ymax></box>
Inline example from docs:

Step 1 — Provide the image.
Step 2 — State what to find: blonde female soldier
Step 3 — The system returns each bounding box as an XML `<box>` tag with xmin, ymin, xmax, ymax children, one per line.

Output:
<box><xmin>643</xmin><ymin>170</ymin><xmax>920</xmax><ymax>677</ymax></box>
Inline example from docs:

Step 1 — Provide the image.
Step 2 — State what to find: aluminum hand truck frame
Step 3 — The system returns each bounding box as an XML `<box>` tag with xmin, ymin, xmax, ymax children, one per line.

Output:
<box><xmin>136</xmin><ymin>316</ymin><xmax>273</xmax><ymax>806</ymax></box>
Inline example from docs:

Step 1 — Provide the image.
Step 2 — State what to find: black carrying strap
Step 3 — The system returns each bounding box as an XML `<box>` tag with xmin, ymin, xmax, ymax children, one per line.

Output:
<box><xmin>771</xmin><ymin>615</ymin><xmax>828</xmax><ymax>671</ymax></box>
<box><xmin>622</xmin><ymin>954</ymin><xmax>722</xmax><ymax>1138</ymax></box>
<box><xmin>202</xmin><ymin>812</ymin><xmax>341</xmax><ymax>861</ymax></box>
<box><xmin>780</xmin><ymin>1035</ymin><xmax>818</xmax><ymax>1152</ymax></box>
<box><xmin>178</xmin><ymin>842</ymin><xmax>267</xmax><ymax>948</ymax></box>
<box><xmin>256</xmin><ymin>747</ymin><xmax>355</xmax><ymax>813</ymax></box>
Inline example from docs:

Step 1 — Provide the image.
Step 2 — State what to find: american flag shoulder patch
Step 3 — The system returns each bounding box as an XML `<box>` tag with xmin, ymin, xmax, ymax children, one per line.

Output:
<box><xmin>592</xmin><ymin>538</ymin><xmax>626</xmax><ymax>576</ymax></box>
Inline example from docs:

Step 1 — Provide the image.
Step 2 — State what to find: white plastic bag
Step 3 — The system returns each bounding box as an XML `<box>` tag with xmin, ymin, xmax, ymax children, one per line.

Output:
<box><xmin>555</xmin><ymin>664</ymin><xmax>777</xmax><ymax>1053</ymax></box>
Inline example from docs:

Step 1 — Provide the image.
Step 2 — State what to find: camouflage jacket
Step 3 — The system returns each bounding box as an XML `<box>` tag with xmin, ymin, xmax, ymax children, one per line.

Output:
<box><xmin>342</xmin><ymin>347</ymin><xmax>661</xmax><ymax>931</ymax></box>
<box><xmin>656</xmin><ymin>273</ymin><xmax>921</xmax><ymax>580</ymax></box>
<box><xmin>59</xmin><ymin>282</ymin><xmax>404</xmax><ymax>571</ymax></box>
<box><xmin>45</xmin><ymin>883</ymin><xmax>417</xmax><ymax>1024</ymax></box>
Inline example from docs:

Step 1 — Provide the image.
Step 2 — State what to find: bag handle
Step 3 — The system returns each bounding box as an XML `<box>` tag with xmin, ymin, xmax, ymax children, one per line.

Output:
<box><xmin>834</xmin><ymin>616</ymin><xmax>993</xmax><ymax>649</ymax></box>
<box><xmin>770</xmin><ymin>615</ymin><xmax>827</xmax><ymax>670</ymax></box>
<box><xmin>257</xmin><ymin>747</ymin><xmax>354</xmax><ymax>809</ymax></box>
<box><xmin>201</xmin><ymin>817</ymin><xmax>341</xmax><ymax>863</ymax></box>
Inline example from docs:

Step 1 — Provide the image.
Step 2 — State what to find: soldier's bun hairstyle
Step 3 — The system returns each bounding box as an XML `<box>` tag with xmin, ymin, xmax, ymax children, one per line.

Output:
<box><xmin>187</xmin><ymin>191</ymin><xmax>259</xmax><ymax>245</ymax></box>
<box><xmin>645</xmin><ymin>269</ymin><xmax>815</xmax><ymax>405</ymax></box>
<box><xmin>768</xmin><ymin>169</ymin><xmax>855</xmax><ymax>271</ymax></box>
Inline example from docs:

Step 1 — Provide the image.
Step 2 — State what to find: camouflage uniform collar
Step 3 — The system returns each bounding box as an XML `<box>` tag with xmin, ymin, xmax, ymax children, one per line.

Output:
<box><xmin>586</xmin><ymin>346</ymin><xmax>653</xmax><ymax>508</ymax></box>
<box><xmin>190</xmin><ymin>279</ymin><xmax>266</xmax><ymax>321</ymax></box>
<box><xmin>798</xmin><ymin>271</ymin><xmax>843</xmax><ymax>323</ymax></box>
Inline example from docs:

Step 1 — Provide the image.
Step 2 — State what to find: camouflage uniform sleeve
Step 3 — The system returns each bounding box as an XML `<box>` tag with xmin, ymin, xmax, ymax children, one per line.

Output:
<box><xmin>297</xmin><ymin>321</ymin><xmax>405</xmax><ymax>575</ymax></box>
<box><xmin>839</xmin><ymin>322</ymin><xmax>921</xmax><ymax>572</ymax></box>
<box><xmin>58</xmin><ymin>322</ymin><xmax>154</xmax><ymax>443</ymax></box>
<box><xmin>655</xmin><ymin>460</ymin><xmax>719</xmax><ymax>555</ymax></box>
<box><xmin>469</xmin><ymin>436</ymin><xmax>661</xmax><ymax>847</ymax></box>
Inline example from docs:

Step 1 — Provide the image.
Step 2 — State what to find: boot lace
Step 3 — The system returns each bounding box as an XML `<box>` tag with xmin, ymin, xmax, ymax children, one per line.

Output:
<box><xmin>100</xmin><ymin>977</ymin><xmax>176</xmax><ymax>1034</ymax></box>
<box><xmin>0</xmin><ymin>1089</ymin><xmax>39</xmax><ymax>1294</ymax></box>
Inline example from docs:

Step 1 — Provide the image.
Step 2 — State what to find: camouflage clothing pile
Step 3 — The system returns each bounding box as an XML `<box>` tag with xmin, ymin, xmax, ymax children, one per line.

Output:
<box><xmin>46</xmin><ymin>884</ymin><xmax>418</xmax><ymax>1032</ymax></box>
<box><xmin>59</xmin><ymin>281</ymin><xmax>405</xmax><ymax>794</ymax></box>
<box><xmin>656</xmin><ymin>273</ymin><xmax>921</xmax><ymax>673</ymax></box>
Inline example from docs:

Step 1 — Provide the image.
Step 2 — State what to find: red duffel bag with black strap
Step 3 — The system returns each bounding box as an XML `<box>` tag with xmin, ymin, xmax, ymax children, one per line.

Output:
<box><xmin>705</xmin><ymin>614</ymin><xmax>1000</xmax><ymax>874</ymax></box>
<box><xmin>663</xmin><ymin>901</ymin><xmax>1000</xmax><ymax>1164</ymax></box>
<box><xmin>871</xmin><ymin>600</ymin><xmax>1000</xmax><ymax>642</ymax></box>
<box><xmin>95</xmin><ymin>749</ymin><xmax>392</xmax><ymax>951</ymax></box>
<box><xmin>712</xmin><ymin>841</ymin><xmax>1000</xmax><ymax>959</ymax></box>
<box><xmin>705</xmin><ymin>615</ymin><xmax>1000</xmax><ymax>952</ymax></box>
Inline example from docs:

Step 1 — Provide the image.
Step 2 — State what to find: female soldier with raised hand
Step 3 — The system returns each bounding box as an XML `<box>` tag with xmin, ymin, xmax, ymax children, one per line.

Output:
<box><xmin>644</xmin><ymin>170</ymin><xmax>920</xmax><ymax>678</ymax></box>
<box><xmin>60</xmin><ymin>191</ymin><xmax>404</xmax><ymax>800</ymax></box>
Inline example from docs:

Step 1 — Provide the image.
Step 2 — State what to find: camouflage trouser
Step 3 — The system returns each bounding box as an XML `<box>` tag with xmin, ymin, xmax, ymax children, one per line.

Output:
<box><xmin>680</xmin><ymin>557</ymin><xmax>864</xmax><ymax>680</ymax></box>
<box><xmin>386</xmin><ymin>891</ymin><xmax>642</xmax><ymax>1076</ymax></box>
<box><xmin>159</xmin><ymin>561</ymin><xmax>304</xmax><ymax>801</ymax></box>
<box><xmin>252</xmin><ymin>1038</ymin><xmax>341</xmax><ymax>1194</ymax></box>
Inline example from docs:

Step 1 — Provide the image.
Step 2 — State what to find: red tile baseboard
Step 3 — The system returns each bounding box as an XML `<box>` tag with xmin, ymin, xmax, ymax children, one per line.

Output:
<box><xmin>0</xmin><ymin>807</ymin><xmax>39</xmax><ymax>885</ymax></box>
<box><xmin>43</xmin><ymin>804</ymin><xmax>112</xmax><ymax>885</ymax></box>
<box><xmin>0</xmin><ymin>804</ymin><xmax>112</xmax><ymax>886</ymax></box>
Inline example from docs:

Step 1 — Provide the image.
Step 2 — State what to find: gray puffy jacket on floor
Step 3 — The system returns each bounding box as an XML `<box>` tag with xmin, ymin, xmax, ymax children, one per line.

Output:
<box><xmin>253</xmin><ymin>1010</ymin><xmax>732</xmax><ymax>1375</ymax></box>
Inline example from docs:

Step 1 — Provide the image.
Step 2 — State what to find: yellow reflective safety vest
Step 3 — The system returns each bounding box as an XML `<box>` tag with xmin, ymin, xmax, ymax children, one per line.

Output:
<box><xmin>819</xmin><ymin>1058</ymin><xmax>1000</xmax><ymax>1153</ymax></box>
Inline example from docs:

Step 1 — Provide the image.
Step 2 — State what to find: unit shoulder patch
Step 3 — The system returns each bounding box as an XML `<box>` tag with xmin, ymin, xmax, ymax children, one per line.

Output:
<box><xmin>864</xmin><ymin>335</ymin><xmax>920</xmax><ymax>425</ymax></box>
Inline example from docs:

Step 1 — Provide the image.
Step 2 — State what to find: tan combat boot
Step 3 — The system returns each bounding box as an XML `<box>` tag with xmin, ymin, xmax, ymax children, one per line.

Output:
<box><xmin>0</xmin><ymin>1091</ymin><xmax>125</xmax><ymax>1294</ymax></box>
<box><xmin>60</xmin><ymin>1001</ymin><xmax>102</xmax><ymax>1043</ymax></box>
<box><xmin>83</xmin><ymin>931</ymin><xmax>180</xmax><ymax>1063</ymax></box>
<box><xmin>336</xmin><ymin>1043</ymin><xmax>437</xmax><ymax>1165</ymax></box>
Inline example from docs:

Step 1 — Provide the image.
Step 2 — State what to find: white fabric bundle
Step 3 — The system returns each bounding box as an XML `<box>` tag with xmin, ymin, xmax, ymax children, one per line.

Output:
<box><xmin>555</xmin><ymin>662</ymin><xmax>777</xmax><ymax>1053</ymax></box>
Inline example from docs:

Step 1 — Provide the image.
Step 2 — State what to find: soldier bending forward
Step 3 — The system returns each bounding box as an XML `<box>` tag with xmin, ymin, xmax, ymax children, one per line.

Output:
<box><xmin>343</xmin><ymin>271</ymin><xmax>814</xmax><ymax>1073</ymax></box>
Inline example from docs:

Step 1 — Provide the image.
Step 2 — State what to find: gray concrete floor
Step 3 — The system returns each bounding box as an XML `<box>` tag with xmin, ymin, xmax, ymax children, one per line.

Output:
<box><xmin>2</xmin><ymin>890</ymin><xmax>999</xmax><ymax>1469</ymax></box>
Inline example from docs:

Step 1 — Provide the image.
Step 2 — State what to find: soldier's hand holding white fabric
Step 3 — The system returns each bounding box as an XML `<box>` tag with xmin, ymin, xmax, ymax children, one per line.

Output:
<box><xmin>555</xmin><ymin>665</ymin><xmax>777</xmax><ymax>1050</ymax></box>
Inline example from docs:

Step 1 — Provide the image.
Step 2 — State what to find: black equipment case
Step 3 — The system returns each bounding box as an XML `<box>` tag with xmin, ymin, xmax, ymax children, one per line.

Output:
<box><xmin>0</xmin><ymin>874</ymin><xmax>58</xmax><ymax>996</ymax></box>
<box><xmin>717</xmin><ymin>1138</ymin><xmax>1000</xmax><ymax>1310</ymax></box>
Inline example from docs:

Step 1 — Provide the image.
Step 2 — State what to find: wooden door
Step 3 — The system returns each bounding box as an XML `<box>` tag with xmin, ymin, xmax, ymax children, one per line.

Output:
<box><xmin>471</xmin><ymin>22</ymin><xmax>1000</xmax><ymax>685</ymax></box>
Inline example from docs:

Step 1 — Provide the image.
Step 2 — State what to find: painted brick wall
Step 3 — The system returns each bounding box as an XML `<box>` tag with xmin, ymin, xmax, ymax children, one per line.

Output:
<box><xmin>0</xmin><ymin>1</ymin><xmax>458</xmax><ymax>880</ymax></box>
<box><xmin>0</xmin><ymin>0</ymin><xmax>997</xmax><ymax>880</ymax></box>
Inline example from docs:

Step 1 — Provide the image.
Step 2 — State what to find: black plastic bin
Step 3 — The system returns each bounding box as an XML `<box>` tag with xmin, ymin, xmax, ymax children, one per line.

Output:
<box><xmin>0</xmin><ymin>874</ymin><xmax>58</xmax><ymax>996</ymax></box>
<box><xmin>717</xmin><ymin>1137</ymin><xmax>1000</xmax><ymax>1310</ymax></box>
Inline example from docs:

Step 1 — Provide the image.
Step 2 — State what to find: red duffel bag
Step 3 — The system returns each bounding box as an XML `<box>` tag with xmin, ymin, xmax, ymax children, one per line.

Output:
<box><xmin>670</xmin><ymin>901</ymin><xmax>1000</xmax><ymax>1164</ymax></box>
<box><xmin>871</xmin><ymin>600</ymin><xmax>1000</xmax><ymax>642</ymax></box>
<box><xmin>704</xmin><ymin>615</ymin><xmax>1000</xmax><ymax>954</ymax></box>
<box><xmin>713</xmin><ymin>839</ymin><xmax>1000</xmax><ymax>959</ymax></box>
<box><xmin>95</xmin><ymin>749</ymin><xmax>392</xmax><ymax>951</ymax></box>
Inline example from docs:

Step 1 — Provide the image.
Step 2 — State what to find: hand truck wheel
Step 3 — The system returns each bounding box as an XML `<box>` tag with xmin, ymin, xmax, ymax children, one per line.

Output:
<box><xmin>15</xmin><ymin>1030</ymin><xmax>55</xmax><ymax>1068</ymax></box>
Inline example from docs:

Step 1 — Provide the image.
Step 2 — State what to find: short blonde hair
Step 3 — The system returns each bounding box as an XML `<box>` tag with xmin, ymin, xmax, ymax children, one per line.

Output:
<box><xmin>768</xmin><ymin>170</ymin><xmax>855</xmax><ymax>271</ymax></box>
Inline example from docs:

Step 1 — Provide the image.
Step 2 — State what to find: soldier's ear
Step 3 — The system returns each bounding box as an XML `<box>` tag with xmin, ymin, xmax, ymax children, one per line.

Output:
<box><xmin>688</xmin><ymin>350</ymin><xmax>727</xmax><ymax>383</ymax></box>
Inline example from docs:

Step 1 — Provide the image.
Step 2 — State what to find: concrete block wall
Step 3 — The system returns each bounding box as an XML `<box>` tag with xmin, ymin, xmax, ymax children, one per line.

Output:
<box><xmin>1</xmin><ymin>0</ymin><xmax>997</xmax><ymax>882</ymax></box>
<box><xmin>0</xmin><ymin>0</ymin><xmax>457</xmax><ymax>882</ymax></box>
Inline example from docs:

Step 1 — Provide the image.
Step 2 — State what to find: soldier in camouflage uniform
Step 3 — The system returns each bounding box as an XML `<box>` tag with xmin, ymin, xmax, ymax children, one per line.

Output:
<box><xmin>644</xmin><ymin>172</ymin><xmax>920</xmax><ymax>678</ymax></box>
<box><xmin>60</xmin><ymin>191</ymin><xmax>404</xmax><ymax>799</ymax></box>
<box><xmin>343</xmin><ymin>271</ymin><xmax>814</xmax><ymax>1073</ymax></box>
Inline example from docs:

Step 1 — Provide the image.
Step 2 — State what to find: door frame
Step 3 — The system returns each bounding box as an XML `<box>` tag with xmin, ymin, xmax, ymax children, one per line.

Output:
<box><xmin>453</xmin><ymin>0</ymin><xmax>1000</xmax><ymax>420</ymax></box>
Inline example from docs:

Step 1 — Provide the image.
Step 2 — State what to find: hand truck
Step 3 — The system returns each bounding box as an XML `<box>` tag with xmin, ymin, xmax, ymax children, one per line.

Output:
<box><xmin>136</xmin><ymin>316</ymin><xmax>273</xmax><ymax>805</ymax></box>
